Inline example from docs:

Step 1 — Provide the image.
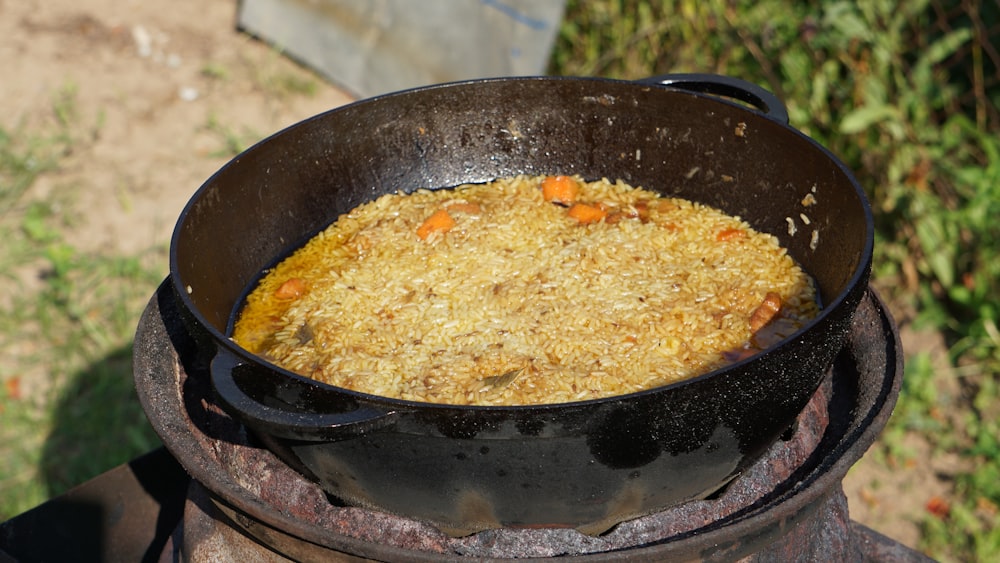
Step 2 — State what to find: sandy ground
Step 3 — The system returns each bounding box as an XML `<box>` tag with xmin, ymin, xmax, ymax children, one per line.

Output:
<box><xmin>2</xmin><ymin>0</ymin><xmax>945</xmax><ymax>553</ymax></box>
<box><xmin>2</xmin><ymin>0</ymin><xmax>352</xmax><ymax>257</ymax></box>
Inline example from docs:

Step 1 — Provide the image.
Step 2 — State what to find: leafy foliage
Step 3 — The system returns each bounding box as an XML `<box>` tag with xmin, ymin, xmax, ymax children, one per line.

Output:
<box><xmin>551</xmin><ymin>1</ymin><xmax>1000</xmax><ymax>560</ymax></box>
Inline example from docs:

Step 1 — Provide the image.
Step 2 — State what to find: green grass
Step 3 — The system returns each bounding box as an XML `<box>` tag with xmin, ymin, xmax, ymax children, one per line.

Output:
<box><xmin>0</xmin><ymin>92</ymin><xmax>163</xmax><ymax>520</ymax></box>
<box><xmin>241</xmin><ymin>45</ymin><xmax>322</xmax><ymax>100</ymax></box>
<box><xmin>0</xmin><ymin>46</ymin><xmax>321</xmax><ymax>520</ymax></box>
<box><xmin>0</xmin><ymin>51</ymin><xmax>321</xmax><ymax>520</ymax></box>
<box><xmin>551</xmin><ymin>1</ymin><xmax>1000</xmax><ymax>560</ymax></box>
<box><xmin>203</xmin><ymin>112</ymin><xmax>264</xmax><ymax>158</ymax></box>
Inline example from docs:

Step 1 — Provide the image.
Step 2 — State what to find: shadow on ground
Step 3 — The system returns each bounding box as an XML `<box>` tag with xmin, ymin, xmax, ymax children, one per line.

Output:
<box><xmin>39</xmin><ymin>344</ymin><xmax>161</xmax><ymax>496</ymax></box>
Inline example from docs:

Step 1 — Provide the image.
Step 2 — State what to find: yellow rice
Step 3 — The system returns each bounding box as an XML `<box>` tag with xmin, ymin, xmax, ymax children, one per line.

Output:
<box><xmin>232</xmin><ymin>175</ymin><xmax>818</xmax><ymax>406</ymax></box>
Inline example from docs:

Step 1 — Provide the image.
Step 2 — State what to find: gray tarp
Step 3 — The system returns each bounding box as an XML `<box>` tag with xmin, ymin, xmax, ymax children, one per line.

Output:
<box><xmin>238</xmin><ymin>0</ymin><xmax>567</xmax><ymax>98</ymax></box>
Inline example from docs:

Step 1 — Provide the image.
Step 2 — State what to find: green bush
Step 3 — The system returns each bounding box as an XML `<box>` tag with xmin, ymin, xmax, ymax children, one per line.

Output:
<box><xmin>550</xmin><ymin>1</ymin><xmax>999</xmax><ymax>560</ymax></box>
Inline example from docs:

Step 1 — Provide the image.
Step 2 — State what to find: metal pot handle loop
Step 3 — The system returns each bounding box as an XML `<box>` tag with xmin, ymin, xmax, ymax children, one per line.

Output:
<box><xmin>210</xmin><ymin>348</ymin><xmax>399</xmax><ymax>441</ymax></box>
<box><xmin>640</xmin><ymin>73</ymin><xmax>789</xmax><ymax>125</ymax></box>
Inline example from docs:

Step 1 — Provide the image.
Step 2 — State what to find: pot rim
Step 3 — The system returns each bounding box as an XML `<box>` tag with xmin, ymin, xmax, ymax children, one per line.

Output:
<box><xmin>168</xmin><ymin>73</ymin><xmax>875</xmax><ymax>413</ymax></box>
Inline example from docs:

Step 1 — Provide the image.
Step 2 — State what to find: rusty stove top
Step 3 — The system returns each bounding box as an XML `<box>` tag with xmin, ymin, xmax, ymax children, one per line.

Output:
<box><xmin>0</xmin><ymin>284</ymin><xmax>933</xmax><ymax>562</ymax></box>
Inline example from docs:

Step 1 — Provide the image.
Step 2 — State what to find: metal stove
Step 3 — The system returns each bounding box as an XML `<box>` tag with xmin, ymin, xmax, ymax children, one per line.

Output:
<box><xmin>0</xmin><ymin>283</ymin><xmax>933</xmax><ymax>562</ymax></box>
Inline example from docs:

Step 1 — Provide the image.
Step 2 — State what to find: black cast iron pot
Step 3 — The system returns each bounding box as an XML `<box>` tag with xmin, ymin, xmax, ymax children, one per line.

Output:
<box><xmin>169</xmin><ymin>74</ymin><xmax>873</xmax><ymax>536</ymax></box>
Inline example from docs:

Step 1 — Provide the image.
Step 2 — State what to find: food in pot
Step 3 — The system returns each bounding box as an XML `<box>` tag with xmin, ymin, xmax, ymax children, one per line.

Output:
<box><xmin>232</xmin><ymin>175</ymin><xmax>819</xmax><ymax>406</ymax></box>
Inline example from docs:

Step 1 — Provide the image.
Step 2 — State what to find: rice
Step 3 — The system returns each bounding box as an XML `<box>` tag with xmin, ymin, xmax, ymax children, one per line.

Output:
<box><xmin>232</xmin><ymin>175</ymin><xmax>818</xmax><ymax>406</ymax></box>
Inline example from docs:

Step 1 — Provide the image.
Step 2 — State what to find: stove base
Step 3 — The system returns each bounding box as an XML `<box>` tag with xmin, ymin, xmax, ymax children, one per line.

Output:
<box><xmin>0</xmin><ymin>448</ymin><xmax>187</xmax><ymax>563</ymax></box>
<box><xmin>1</xmin><ymin>285</ymin><xmax>933</xmax><ymax>562</ymax></box>
<box><xmin>0</xmin><ymin>449</ymin><xmax>932</xmax><ymax>562</ymax></box>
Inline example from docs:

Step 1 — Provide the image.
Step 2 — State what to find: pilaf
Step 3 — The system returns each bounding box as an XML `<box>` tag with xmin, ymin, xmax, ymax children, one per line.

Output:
<box><xmin>232</xmin><ymin>175</ymin><xmax>818</xmax><ymax>406</ymax></box>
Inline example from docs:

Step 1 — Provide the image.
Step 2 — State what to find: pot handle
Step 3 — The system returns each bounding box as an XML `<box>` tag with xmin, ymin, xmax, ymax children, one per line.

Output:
<box><xmin>210</xmin><ymin>348</ymin><xmax>399</xmax><ymax>441</ymax></box>
<box><xmin>640</xmin><ymin>73</ymin><xmax>789</xmax><ymax>125</ymax></box>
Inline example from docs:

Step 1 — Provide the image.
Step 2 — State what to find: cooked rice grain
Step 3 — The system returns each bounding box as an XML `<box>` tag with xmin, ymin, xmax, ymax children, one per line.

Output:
<box><xmin>233</xmin><ymin>175</ymin><xmax>818</xmax><ymax>406</ymax></box>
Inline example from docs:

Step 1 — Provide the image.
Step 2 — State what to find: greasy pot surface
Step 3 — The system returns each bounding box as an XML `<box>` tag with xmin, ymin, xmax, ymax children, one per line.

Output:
<box><xmin>170</xmin><ymin>75</ymin><xmax>873</xmax><ymax>534</ymax></box>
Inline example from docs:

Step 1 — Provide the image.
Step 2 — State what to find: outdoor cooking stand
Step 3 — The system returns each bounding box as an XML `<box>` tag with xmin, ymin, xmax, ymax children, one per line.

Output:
<box><xmin>0</xmin><ymin>281</ymin><xmax>932</xmax><ymax>562</ymax></box>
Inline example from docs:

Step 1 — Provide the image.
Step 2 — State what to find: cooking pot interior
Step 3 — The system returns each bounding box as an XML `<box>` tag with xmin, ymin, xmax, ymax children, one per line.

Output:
<box><xmin>171</xmin><ymin>77</ymin><xmax>870</xmax><ymax>336</ymax></box>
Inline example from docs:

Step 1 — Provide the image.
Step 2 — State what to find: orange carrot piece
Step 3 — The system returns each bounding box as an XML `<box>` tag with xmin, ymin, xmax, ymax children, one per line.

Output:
<box><xmin>634</xmin><ymin>200</ymin><xmax>651</xmax><ymax>222</ymax></box>
<box><xmin>716</xmin><ymin>227</ymin><xmax>747</xmax><ymax>242</ymax></box>
<box><xmin>749</xmin><ymin>292</ymin><xmax>782</xmax><ymax>332</ymax></box>
<box><xmin>445</xmin><ymin>202</ymin><xmax>482</xmax><ymax>215</ymax></box>
<box><xmin>274</xmin><ymin>277</ymin><xmax>306</xmax><ymax>299</ymax></box>
<box><xmin>654</xmin><ymin>199</ymin><xmax>677</xmax><ymax>213</ymax></box>
<box><xmin>567</xmin><ymin>202</ymin><xmax>607</xmax><ymax>224</ymax></box>
<box><xmin>416</xmin><ymin>208</ymin><xmax>456</xmax><ymax>239</ymax></box>
<box><xmin>541</xmin><ymin>175</ymin><xmax>579</xmax><ymax>204</ymax></box>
